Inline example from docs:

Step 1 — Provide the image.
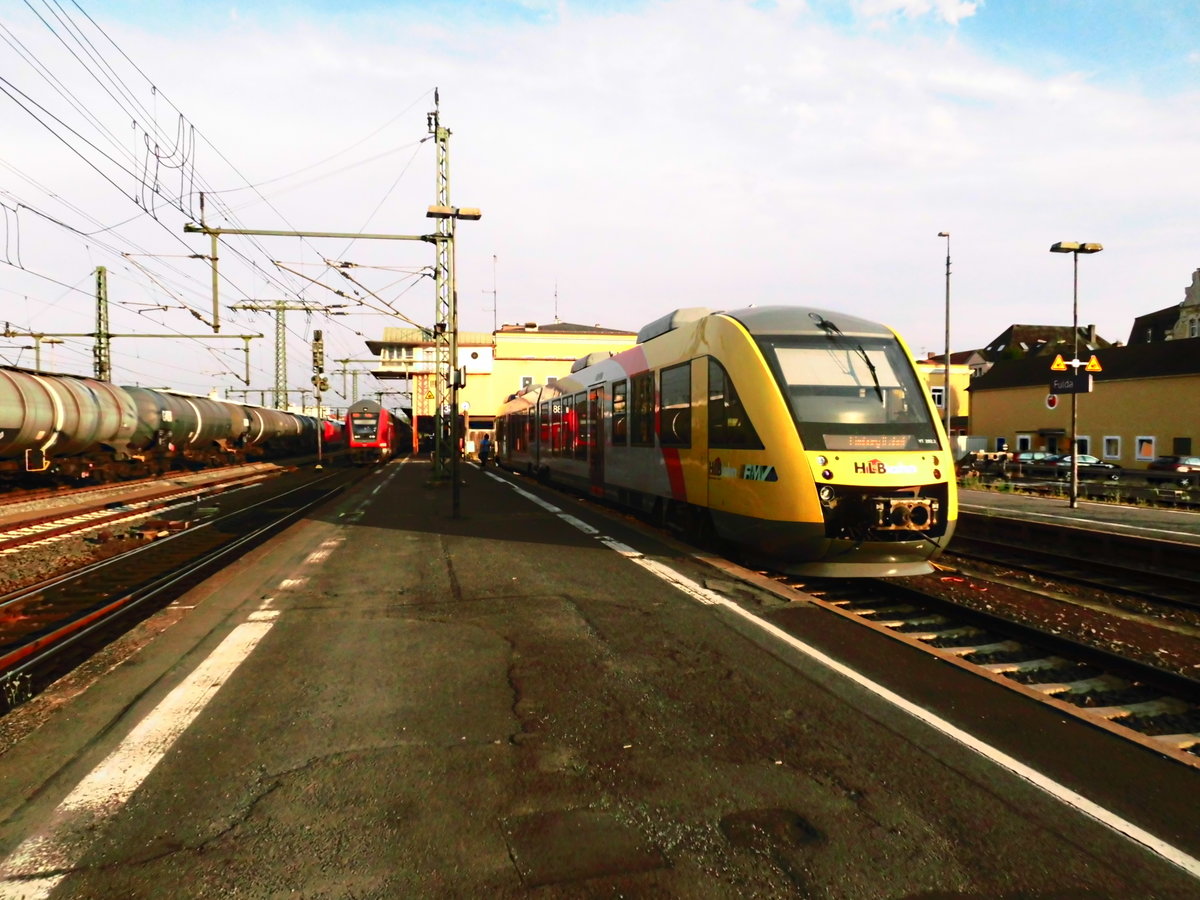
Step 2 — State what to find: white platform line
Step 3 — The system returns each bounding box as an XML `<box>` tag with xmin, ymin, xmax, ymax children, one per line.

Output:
<box><xmin>498</xmin><ymin>479</ymin><xmax>1200</xmax><ymax>882</ymax></box>
<box><xmin>0</xmin><ymin>606</ymin><xmax>279</xmax><ymax>899</ymax></box>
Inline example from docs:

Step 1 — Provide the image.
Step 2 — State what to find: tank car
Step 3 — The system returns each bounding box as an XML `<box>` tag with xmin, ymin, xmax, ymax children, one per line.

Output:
<box><xmin>0</xmin><ymin>367</ymin><xmax>139</xmax><ymax>479</ymax></box>
<box><xmin>345</xmin><ymin>399</ymin><xmax>397</xmax><ymax>465</ymax></box>
<box><xmin>0</xmin><ymin>366</ymin><xmax>321</xmax><ymax>482</ymax></box>
<box><xmin>494</xmin><ymin>306</ymin><xmax>958</xmax><ymax>577</ymax></box>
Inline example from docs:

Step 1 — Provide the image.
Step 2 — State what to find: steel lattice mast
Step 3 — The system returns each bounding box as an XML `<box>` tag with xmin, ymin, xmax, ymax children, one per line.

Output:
<box><xmin>428</xmin><ymin>95</ymin><xmax>452</xmax><ymax>477</ymax></box>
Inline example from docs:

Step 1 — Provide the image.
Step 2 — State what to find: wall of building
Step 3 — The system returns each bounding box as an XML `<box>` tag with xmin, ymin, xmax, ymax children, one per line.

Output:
<box><xmin>968</xmin><ymin>373</ymin><xmax>1199</xmax><ymax>463</ymax></box>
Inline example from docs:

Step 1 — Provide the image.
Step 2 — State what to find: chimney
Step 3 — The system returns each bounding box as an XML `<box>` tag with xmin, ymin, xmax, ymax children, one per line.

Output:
<box><xmin>1087</xmin><ymin>324</ymin><xmax>1096</xmax><ymax>345</ymax></box>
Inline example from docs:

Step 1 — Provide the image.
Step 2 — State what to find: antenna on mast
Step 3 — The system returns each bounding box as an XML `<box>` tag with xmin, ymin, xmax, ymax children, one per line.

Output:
<box><xmin>554</xmin><ymin>280</ymin><xmax>559</xmax><ymax>323</ymax></box>
<box><xmin>482</xmin><ymin>253</ymin><xmax>497</xmax><ymax>333</ymax></box>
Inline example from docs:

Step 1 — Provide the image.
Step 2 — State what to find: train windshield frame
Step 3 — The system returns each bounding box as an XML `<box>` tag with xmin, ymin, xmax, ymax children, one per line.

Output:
<box><xmin>755</xmin><ymin>334</ymin><xmax>941</xmax><ymax>452</ymax></box>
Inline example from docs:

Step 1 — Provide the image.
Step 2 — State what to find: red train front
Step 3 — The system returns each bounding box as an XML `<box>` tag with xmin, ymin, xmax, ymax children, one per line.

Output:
<box><xmin>345</xmin><ymin>399</ymin><xmax>395</xmax><ymax>465</ymax></box>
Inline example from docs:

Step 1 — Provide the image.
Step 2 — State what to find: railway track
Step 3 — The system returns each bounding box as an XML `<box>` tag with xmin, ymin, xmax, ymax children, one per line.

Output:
<box><xmin>0</xmin><ymin>466</ymin><xmax>361</xmax><ymax>711</ymax></box>
<box><xmin>766</xmin><ymin>570</ymin><xmax>1200</xmax><ymax>769</ymax></box>
<box><xmin>953</xmin><ymin>509</ymin><xmax>1200</xmax><ymax>610</ymax></box>
<box><xmin>0</xmin><ymin>469</ymin><xmax>279</xmax><ymax>555</ymax></box>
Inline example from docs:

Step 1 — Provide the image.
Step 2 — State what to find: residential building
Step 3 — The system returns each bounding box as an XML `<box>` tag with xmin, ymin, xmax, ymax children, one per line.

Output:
<box><xmin>967</xmin><ymin>338</ymin><xmax>1199</xmax><ymax>463</ymax></box>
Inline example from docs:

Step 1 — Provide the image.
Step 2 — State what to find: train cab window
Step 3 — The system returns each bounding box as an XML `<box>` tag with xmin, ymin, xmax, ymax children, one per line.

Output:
<box><xmin>708</xmin><ymin>359</ymin><xmax>762</xmax><ymax>449</ymax></box>
<box><xmin>659</xmin><ymin>362</ymin><xmax>691</xmax><ymax>448</ymax></box>
<box><xmin>612</xmin><ymin>379</ymin><xmax>628</xmax><ymax>446</ymax></box>
<box><xmin>757</xmin><ymin>334</ymin><xmax>940</xmax><ymax>451</ymax></box>
<box><xmin>629</xmin><ymin>372</ymin><xmax>655</xmax><ymax>447</ymax></box>
<box><xmin>574</xmin><ymin>392</ymin><xmax>588</xmax><ymax>460</ymax></box>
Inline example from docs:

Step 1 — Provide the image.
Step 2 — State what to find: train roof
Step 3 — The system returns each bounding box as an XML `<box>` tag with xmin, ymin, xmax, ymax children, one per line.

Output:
<box><xmin>634</xmin><ymin>306</ymin><xmax>894</xmax><ymax>344</ymax></box>
<box><xmin>721</xmin><ymin>306</ymin><xmax>894</xmax><ymax>340</ymax></box>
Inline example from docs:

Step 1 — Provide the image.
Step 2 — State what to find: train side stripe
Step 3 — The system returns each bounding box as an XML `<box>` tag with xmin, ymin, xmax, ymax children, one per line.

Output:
<box><xmin>662</xmin><ymin>446</ymin><xmax>686</xmax><ymax>499</ymax></box>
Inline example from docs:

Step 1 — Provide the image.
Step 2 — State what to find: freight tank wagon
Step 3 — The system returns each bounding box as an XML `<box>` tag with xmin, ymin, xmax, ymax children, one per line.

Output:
<box><xmin>495</xmin><ymin>306</ymin><xmax>957</xmax><ymax>577</ymax></box>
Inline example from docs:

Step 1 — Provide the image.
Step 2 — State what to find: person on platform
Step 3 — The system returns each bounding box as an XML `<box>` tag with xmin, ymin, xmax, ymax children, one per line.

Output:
<box><xmin>478</xmin><ymin>433</ymin><xmax>492</xmax><ymax>468</ymax></box>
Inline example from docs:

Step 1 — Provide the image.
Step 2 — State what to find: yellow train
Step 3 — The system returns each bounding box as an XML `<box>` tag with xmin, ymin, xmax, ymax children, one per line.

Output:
<box><xmin>495</xmin><ymin>306</ymin><xmax>957</xmax><ymax>576</ymax></box>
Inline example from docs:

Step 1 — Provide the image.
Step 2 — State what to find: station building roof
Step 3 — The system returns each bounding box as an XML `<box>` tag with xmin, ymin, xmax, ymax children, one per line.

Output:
<box><xmin>969</xmin><ymin>337</ymin><xmax>1200</xmax><ymax>391</ymax></box>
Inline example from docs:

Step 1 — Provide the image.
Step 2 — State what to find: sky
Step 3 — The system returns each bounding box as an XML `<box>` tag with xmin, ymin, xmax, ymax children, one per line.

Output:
<box><xmin>3</xmin><ymin>0</ymin><xmax>1200</xmax><ymax>406</ymax></box>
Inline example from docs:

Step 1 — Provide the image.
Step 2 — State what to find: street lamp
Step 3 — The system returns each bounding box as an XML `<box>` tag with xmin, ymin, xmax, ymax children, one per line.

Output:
<box><xmin>427</xmin><ymin>204</ymin><xmax>483</xmax><ymax>517</ymax></box>
<box><xmin>1049</xmin><ymin>240</ymin><xmax>1103</xmax><ymax>509</ymax></box>
<box><xmin>937</xmin><ymin>232</ymin><xmax>952</xmax><ymax>444</ymax></box>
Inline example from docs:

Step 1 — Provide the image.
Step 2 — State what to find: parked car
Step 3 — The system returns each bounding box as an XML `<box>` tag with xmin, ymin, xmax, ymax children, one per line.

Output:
<box><xmin>1145</xmin><ymin>455</ymin><xmax>1200</xmax><ymax>486</ymax></box>
<box><xmin>1011</xmin><ymin>450</ymin><xmax>1055</xmax><ymax>468</ymax></box>
<box><xmin>1044</xmin><ymin>454</ymin><xmax>1123</xmax><ymax>481</ymax></box>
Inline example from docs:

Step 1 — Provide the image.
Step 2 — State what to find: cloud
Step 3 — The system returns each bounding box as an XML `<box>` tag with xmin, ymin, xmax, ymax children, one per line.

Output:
<box><xmin>3</xmin><ymin>0</ymin><xmax>1198</xmax><ymax>396</ymax></box>
<box><xmin>852</xmin><ymin>0</ymin><xmax>981</xmax><ymax>27</ymax></box>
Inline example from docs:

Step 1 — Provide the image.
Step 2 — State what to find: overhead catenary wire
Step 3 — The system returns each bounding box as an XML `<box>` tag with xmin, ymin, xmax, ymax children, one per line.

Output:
<box><xmin>3</xmin><ymin>2</ymin><xmax>438</xmax><ymax>397</ymax></box>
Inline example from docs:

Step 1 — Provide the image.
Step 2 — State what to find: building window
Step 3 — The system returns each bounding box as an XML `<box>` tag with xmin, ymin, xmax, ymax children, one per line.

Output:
<box><xmin>1103</xmin><ymin>436</ymin><xmax>1121</xmax><ymax>460</ymax></box>
<box><xmin>929</xmin><ymin>385</ymin><xmax>945</xmax><ymax>409</ymax></box>
<box><xmin>521</xmin><ymin>375</ymin><xmax>533</xmax><ymax>390</ymax></box>
<box><xmin>659</xmin><ymin>362</ymin><xmax>691</xmax><ymax>447</ymax></box>
<box><xmin>1173</xmin><ymin>437</ymin><xmax>1193</xmax><ymax>455</ymax></box>
<box><xmin>708</xmin><ymin>359</ymin><xmax>762</xmax><ymax>449</ymax></box>
<box><xmin>546</xmin><ymin>376</ymin><xmax>557</xmax><ymax>386</ymax></box>
<box><xmin>1136</xmin><ymin>436</ymin><xmax>1156</xmax><ymax>461</ymax></box>
<box><xmin>612</xmin><ymin>379</ymin><xmax>628</xmax><ymax>445</ymax></box>
<box><xmin>1016</xmin><ymin>434</ymin><xmax>1032</xmax><ymax>452</ymax></box>
<box><xmin>629</xmin><ymin>372</ymin><xmax>655</xmax><ymax>446</ymax></box>
<box><xmin>1075</xmin><ymin>435</ymin><xmax>1090</xmax><ymax>456</ymax></box>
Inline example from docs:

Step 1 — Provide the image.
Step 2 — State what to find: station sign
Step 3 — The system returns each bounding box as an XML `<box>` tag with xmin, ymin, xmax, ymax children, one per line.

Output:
<box><xmin>1050</xmin><ymin>372</ymin><xmax>1092</xmax><ymax>394</ymax></box>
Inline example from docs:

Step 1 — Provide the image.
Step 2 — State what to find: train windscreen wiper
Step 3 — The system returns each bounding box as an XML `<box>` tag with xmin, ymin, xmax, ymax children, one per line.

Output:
<box><xmin>809</xmin><ymin>313</ymin><xmax>884</xmax><ymax>403</ymax></box>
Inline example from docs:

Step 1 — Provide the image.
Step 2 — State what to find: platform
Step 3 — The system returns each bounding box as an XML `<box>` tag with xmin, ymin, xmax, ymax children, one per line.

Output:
<box><xmin>0</xmin><ymin>460</ymin><xmax>1196</xmax><ymax>897</ymax></box>
<box><xmin>959</xmin><ymin>484</ymin><xmax>1200</xmax><ymax>545</ymax></box>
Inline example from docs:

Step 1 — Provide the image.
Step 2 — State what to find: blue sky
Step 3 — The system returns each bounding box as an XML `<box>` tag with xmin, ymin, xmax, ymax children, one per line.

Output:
<box><xmin>3</xmin><ymin>0</ymin><xmax>1200</xmax><ymax>397</ymax></box>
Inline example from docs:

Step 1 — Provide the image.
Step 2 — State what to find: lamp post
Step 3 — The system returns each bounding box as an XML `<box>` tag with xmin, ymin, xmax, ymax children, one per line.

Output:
<box><xmin>426</xmin><ymin>204</ymin><xmax>482</xmax><ymax>518</ymax></box>
<box><xmin>1049</xmin><ymin>240</ymin><xmax>1103</xmax><ymax>509</ymax></box>
<box><xmin>937</xmin><ymin>232</ymin><xmax>952</xmax><ymax>444</ymax></box>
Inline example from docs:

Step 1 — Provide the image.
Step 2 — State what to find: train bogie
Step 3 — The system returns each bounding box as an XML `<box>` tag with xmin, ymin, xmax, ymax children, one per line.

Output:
<box><xmin>495</xmin><ymin>306</ymin><xmax>957</xmax><ymax>577</ymax></box>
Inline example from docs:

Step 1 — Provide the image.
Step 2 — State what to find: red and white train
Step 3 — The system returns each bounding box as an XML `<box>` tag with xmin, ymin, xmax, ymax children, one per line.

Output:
<box><xmin>344</xmin><ymin>398</ymin><xmax>409</xmax><ymax>465</ymax></box>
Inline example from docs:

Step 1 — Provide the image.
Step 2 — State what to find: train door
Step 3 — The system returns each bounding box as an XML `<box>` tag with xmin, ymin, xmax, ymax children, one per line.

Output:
<box><xmin>705</xmin><ymin>357</ymin><xmax>761</xmax><ymax>516</ymax></box>
<box><xmin>588</xmin><ymin>384</ymin><xmax>605</xmax><ymax>496</ymax></box>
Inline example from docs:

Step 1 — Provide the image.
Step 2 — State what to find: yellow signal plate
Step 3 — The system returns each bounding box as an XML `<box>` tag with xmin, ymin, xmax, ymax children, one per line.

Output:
<box><xmin>1085</xmin><ymin>355</ymin><xmax>1102</xmax><ymax>372</ymax></box>
<box><xmin>1050</xmin><ymin>354</ymin><xmax>1067</xmax><ymax>371</ymax></box>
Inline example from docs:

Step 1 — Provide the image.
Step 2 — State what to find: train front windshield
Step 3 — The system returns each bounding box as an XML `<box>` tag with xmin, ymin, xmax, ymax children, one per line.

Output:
<box><xmin>350</xmin><ymin>413</ymin><xmax>379</xmax><ymax>440</ymax></box>
<box><xmin>757</xmin><ymin>334</ymin><xmax>942</xmax><ymax>452</ymax></box>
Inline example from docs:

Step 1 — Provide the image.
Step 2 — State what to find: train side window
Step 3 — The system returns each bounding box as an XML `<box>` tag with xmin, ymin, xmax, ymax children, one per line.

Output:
<box><xmin>574</xmin><ymin>392</ymin><xmax>588</xmax><ymax>460</ymax></box>
<box><xmin>612</xmin><ymin>379</ymin><xmax>628</xmax><ymax>446</ymax></box>
<box><xmin>629</xmin><ymin>372</ymin><xmax>655</xmax><ymax>447</ymax></box>
<box><xmin>659</xmin><ymin>362</ymin><xmax>691</xmax><ymax>448</ymax></box>
<box><xmin>539</xmin><ymin>400</ymin><xmax>550</xmax><ymax>453</ymax></box>
<box><xmin>708</xmin><ymin>358</ymin><xmax>763</xmax><ymax>449</ymax></box>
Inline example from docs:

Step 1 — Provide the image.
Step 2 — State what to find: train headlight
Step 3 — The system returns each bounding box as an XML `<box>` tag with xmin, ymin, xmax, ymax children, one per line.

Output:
<box><xmin>821</xmin><ymin>469</ymin><xmax>834</xmax><ymax>481</ymax></box>
<box><xmin>932</xmin><ymin>455</ymin><xmax>940</xmax><ymax>466</ymax></box>
<box><xmin>817</xmin><ymin>484</ymin><xmax>835</xmax><ymax>504</ymax></box>
<box><xmin>816</xmin><ymin>455</ymin><xmax>828</xmax><ymax>466</ymax></box>
<box><xmin>933</xmin><ymin>468</ymin><xmax>942</xmax><ymax>479</ymax></box>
